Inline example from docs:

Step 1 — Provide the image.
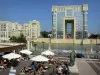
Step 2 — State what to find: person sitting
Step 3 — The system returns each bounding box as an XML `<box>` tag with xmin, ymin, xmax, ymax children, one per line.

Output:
<box><xmin>58</xmin><ymin>65</ymin><xmax>63</xmax><ymax>75</ymax></box>
<box><xmin>32</xmin><ymin>65</ymin><xmax>36</xmax><ymax>71</ymax></box>
<box><xmin>40</xmin><ymin>65</ymin><xmax>44</xmax><ymax>71</ymax></box>
<box><xmin>50</xmin><ymin>57</ymin><xmax>55</xmax><ymax>64</ymax></box>
<box><xmin>2</xmin><ymin>60</ymin><xmax>7</xmax><ymax>69</ymax></box>
<box><xmin>20</xmin><ymin>70</ymin><xmax>25</xmax><ymax>75</ymax></box>
<box><xmin>0</xmin><ymin>64</ymin><xmax>5</xmax><ymax>70</ymax></box>
<box><xmin>2</xmin><ymin>60</ymin><xmax>7</xmax><ymax>65</ymax></box>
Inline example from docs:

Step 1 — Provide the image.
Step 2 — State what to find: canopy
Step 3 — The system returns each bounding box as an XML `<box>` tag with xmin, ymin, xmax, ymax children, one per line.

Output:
<box><xmin>41</xmin><ymin>50</ymin><xmax>54</xmax><ymax>56</ymax></box>
<box><xmin>2</xmin><ymin>53</ymin><xmax>21</xmax><ymax>60</ymax></box>
<box><xmin>20</xmin><ymin>49</ymin><xmax>32</xmax><ymax>55</ymax></box>
<box><xmin>30</xmin><ymin>55</ymin><xmax>49</xmax><ymax>62</ymax></box>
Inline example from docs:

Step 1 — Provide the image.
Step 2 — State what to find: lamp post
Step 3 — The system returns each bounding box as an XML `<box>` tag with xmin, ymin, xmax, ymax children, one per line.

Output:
<box><xmin>96</xmin><ymin>35</ymin><xmax>98</xmax><ymax>59</ymax></box>
<box><xmin>90</xmin><ymin>40</ymin><xmax>93</xmax><ymax>53</ymax></box>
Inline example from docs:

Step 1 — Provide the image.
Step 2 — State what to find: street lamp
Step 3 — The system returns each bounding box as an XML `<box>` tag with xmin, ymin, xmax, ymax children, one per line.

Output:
<box><xmin>90</xmin><ymin>40</ymin><xmax>93</xmax><ymax>53</ymax></box>
<box><xmin>96</xmin><ymin>35</ymin><xmax>98</xmax><ymax>58</ymax></box>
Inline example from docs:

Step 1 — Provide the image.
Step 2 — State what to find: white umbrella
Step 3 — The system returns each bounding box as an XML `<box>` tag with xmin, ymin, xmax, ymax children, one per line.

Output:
<box><xmin>20</xmin><ymin>49</ymin><xmax>32</xmax><ymax>55</ymax></box>
<box><xmin>2</xmin><ymin>53</ymin><xmax>21</xmax><ymax>60</ymax></box>
<box><xmin>41</xmin><ymin>50</ymin><xmax>54</xmax><ymax>56</ymax></box>
<box><xmin>30</xmin><ymin>55</ymin><xmax>49</xmax><ymax>62</ymax></box>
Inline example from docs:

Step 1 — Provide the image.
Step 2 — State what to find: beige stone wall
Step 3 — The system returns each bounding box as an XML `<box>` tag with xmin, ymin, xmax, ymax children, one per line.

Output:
<box><xmin>37</xmin><ymin>38</ymin><xmax>100</xmax><ymax>44</ymax></box>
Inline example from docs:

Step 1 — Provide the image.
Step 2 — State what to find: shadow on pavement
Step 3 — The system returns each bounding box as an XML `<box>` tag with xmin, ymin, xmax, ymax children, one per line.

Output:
<box><xmin>71</xmin><ymin>73</ymin><xmax>79</xmax><ymax>75</ymax></box>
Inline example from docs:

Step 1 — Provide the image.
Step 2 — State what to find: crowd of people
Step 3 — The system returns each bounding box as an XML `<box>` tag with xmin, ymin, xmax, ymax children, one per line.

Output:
<box><xmin>0</xmin><ymin>54</ymin><xmax>71</xmax><ymax>75</ymax></box>
<box><xmin>53</xmin><ymin>61</ymin><xmax>70</xmax><ymax>75</ymax></box>
<box><xmin>0</xmin><ymin>56</ymin><xmax>30</xmax><ymax>70</ymax></box>
<box><xmin>20</xmin><ymin>57</ymin><xmax>55</xmax><ymax>75</ymax></box>
<box><xmin>19</xmin><ymin>57</ymin><xmax>70</xmax><ymax>75</ymax></box>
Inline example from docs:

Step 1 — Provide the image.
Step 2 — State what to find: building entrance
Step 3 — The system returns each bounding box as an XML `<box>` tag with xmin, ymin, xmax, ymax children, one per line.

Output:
<box><xmin>65</xmin><ymin>20</ymin><xmax>74</xmax><ymax>39</ymax></box>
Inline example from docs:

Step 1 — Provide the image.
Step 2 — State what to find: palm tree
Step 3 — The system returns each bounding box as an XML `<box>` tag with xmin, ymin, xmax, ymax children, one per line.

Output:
<box><xmin>34</xmin><ymin>43</ymin><xmax>37</xmax><ymax>55</ymax></box>
<box><xmin>34</xmin><ymin>43</ymin><xmax>37</xmax><ymax>51</ymax></box>
<box><xmin>42</xmin><ymin>41</ymin><xmax>45</xmax><ymax>50</ymax></box>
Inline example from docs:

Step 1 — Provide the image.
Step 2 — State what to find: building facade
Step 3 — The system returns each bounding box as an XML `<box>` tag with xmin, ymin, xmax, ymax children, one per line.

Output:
<box><xmin>0</xmin><ymin>20</ymin><xmax>40</xmax><ymax>42</ymax></box>
<box><xmin>0</xmin><ymin>21</ymin><xmax>11</xmax><ymax>42</ymax></box>
<box><xmin>52</xmin><ymin>4</ymin><xmax>88</xmax><ymax>39</ymax></box>
<box><xmin>28</xmin><ymin>20</ymin><xmax>40</xmax><ymax>39</ymax></box>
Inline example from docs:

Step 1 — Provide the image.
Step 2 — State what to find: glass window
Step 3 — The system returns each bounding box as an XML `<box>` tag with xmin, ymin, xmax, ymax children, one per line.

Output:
<box><xmin>53</xmin><ymin>17</ymin><xmax>56</xmax><ymax>20</ymax></box>
<box><xmin>67</xmin><ymin>9</ymin><xmax>72</xmax><ymax>16</ymax></box>
<box><xmin>62</xmin><ymin>8</ymin><xmax>65</xmax><ymax>11</ymax></box>
<box><xmin>67</xmin><ymin>23</ymin><xmax>72</xmax><ymax>34</ymax></box>
<box><xmin>57</xmin><ymin>8</ymin><xmax>60</xmax><ymax>11</ymax></box>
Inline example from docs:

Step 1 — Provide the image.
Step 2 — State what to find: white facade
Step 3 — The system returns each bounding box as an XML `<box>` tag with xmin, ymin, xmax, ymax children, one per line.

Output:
<box><xmin>28</xmin><ymin>20</ymin><xmax>40</xmax><ymax>39</ymax></box>
<box><xmin>0</xmin><ymin>21</ymin><xmax>11</xmax><ymax>42</ymax></box>
<box><xmin>10</xmin><ymin>22</ymin><xmax>22</xmax><ymax>37</ymax></box>
<box><xmin>0</xmin><ymin>20</ymin><xmax>40</xmax><ymax>42</ymax></box>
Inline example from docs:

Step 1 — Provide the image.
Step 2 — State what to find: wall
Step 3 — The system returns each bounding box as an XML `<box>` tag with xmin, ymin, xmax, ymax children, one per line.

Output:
<box><xmin>37</xmin><ymin>38</ymin><xmax>100</xmax><ymax>44</ymax></box>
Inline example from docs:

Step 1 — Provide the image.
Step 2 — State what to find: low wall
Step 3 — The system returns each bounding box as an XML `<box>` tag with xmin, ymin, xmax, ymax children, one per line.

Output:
<box><xmin>37</xmin><ymin>38</ymin><xmax>100</xmax><ymax>44</ymax></box>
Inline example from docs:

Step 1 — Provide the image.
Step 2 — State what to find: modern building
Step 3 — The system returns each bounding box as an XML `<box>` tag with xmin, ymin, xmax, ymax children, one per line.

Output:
<box><xmin>0</xmin><ymin>20</ymin><xmax>40</xmax><ymax>42</ymax></box>
<box><xmin>52</xmin><ymin>4</ymin><xmax>88</xmax><ymax>39</ymax></box>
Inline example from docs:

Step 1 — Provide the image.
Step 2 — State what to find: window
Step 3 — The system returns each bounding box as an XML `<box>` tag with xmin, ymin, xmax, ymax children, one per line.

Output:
<box><xmin>61</xmin><ymin>8</ymin><xmax>65</xmax><ymax>11</ymax></box>
<box><xmin>57</xmin><ymin>8</ymin><xmax>60</xmax><ymax>11</ymax></box>
<box><xmin>67</xmin><ymin>23</ymin><xmax>72</xmax><ymax>34</ymax></box>
<box><xmin>67</xmin><ymin>9</ymin><xmax>72</xmax><ymax>16</ymax></box>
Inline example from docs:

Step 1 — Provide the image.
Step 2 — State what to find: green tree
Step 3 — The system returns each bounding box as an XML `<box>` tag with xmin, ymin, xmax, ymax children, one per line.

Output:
<box><xmin>42</xmin><ymin>41</ymin><xmax>45</xmax><ymax>50</ymax></box>
<box><xmin>34</xmin><ymin>43</ymin><xmax>37</xmax><ymax>51</ymax></box>
<box><xmin>10</xmin><ymin>36</ymin><xmax>17</xmax><ymax>42</ymax></box>
<box><xmin>17</xmin><ymin>34</ymin><xmax>27</xmax><ymax>43</ymax></box>
<box><xmin>88</xmin><ymin>34</ymin><xmax>98</xmax><ymax>39</ymax></box>
<box><xmin>9</xmin><ymin>34</ymin><xmax>26</xmax><ymax>43</ymax></box>
<box><xmin>41</xmin><ymin>31</ymin><xmax>52</xmax><ymax>38</ymax></box>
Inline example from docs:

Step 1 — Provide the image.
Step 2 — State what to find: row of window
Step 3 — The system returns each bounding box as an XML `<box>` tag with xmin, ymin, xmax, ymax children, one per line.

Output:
<box><xmin>53</xmin><ymin>6</ymin><xmax>81</xmax><ymax>12</ymax></box>
<box><xmin>57</xmin><ymin>12</ymin><xmax>65</xmax><ymax>32</ymax></box>
<box><xmin>52</xmin><ymin>12</ymin><xmax>57</xmax><ymax>29</ymax></box>
<box><xmin>1</xmin><ymin>29</ymin><xmax>6</xmax><ymax>31</ymax></box>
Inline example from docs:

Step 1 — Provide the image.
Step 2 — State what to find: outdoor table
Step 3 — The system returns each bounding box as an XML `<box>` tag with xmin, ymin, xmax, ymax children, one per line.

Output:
<box><xmin>49</xmin><ymin>63</ymin><xmax>52</xmax><ymax>66</ymax></box>
<box><xmin>28</xmin><ymin>67</ymin><xmax>32</xmax><ymax>70</ymax></box>
<box><xmin>44</xmin><ymin>66</ymin><xmax>49</xmax><ymax>69</ymax></box>
<box><xmin>42</xmin><ymin>70</ymin><xmax>47</xmax><ymax>72</ymax></box>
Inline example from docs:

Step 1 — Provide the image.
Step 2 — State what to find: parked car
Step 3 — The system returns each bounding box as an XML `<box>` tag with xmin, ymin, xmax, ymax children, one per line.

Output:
<box><xmin>76</xmin><ymin>53</ymin><xmax>85</xmax><ymax>58</ymax></box>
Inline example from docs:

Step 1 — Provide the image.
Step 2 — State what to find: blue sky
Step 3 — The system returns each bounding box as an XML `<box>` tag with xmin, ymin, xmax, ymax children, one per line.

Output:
<box><xmin>0</xmin><ymin>0</ymin><xmax>100</xmax><ymax>33</ymax></box>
